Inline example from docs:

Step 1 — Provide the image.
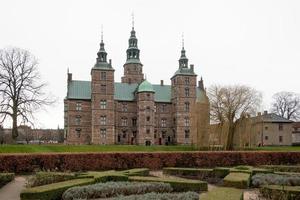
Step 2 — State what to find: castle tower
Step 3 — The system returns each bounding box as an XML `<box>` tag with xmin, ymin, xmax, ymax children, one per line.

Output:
<box><xmin>191</xmin><ymin>77</ymin><xmax>210</xmax><ymax>148</ymax></box>
<box><xmin>121</xmin><ymin>23</ymin><xmax>144</xmax><ymax>84</ymax></box>
<box><xmin>91</xmin><ymin>32</ymin><xmax>115</xmax><ymax>144</ymax></box>
<box><xmin>171</xmin><ymin>42</ymin><xmax>197</xmax><ymax>144</ymax></box>
<box><xmin>136</xmin><ymin>80</ymin><xmax>155</xmax><ymax>145</ymax></box>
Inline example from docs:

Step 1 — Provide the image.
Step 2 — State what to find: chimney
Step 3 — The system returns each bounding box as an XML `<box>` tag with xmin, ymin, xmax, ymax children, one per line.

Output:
<box><xmin>160</xmin><ymin>80</ymin><xmax>164</xmax><ymax>86</ymax></box>
<box><xmin>109</xmin><ymin>59</ymin><xmax>112</xmax><ymax>65</ymax></box>
<box><xmin>257</xmin><ymin>112</ymin><xmax>261</xmax><ymax>116</ymax></box>
<box><xmin>67</xmin><ymin>73</ymin><xmax>72</xmax><ymax>82</ymax></box>
<box><xmin>264</xmin><ymin>110</ymin><xmax>268</xmax><ymax>115</ymax></box>
<box><xmin>190</xmin><ymin>64</ymin><xmax>194</xmax><ymax>72</ymax></box>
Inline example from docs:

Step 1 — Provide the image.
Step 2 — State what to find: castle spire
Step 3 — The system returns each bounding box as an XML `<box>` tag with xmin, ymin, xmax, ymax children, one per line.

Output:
<box><xmin>125</xmin><ymin>14</ymin><xmax>141</xmax><ymax>64</ymax></box>
<box><xmin>94</xmin><ymin>27</ymin><xmax>113</xmax><ymax>69</ymax></box>
<box><xmin>179</xmin><ymin>34</ymin><xmax>188</xmax><ymax>68</ymax></box>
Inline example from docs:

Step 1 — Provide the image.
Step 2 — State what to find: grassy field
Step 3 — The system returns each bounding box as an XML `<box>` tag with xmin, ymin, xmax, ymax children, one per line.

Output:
<box><xmin>0</xmin><ymin>144</ymin><xmax>300</xmax><ymax>153</ymax></box>
<box><xmin>0</xmin><ymin>144</ymin><xmax>197</xmax><ymax>153</ymax></box>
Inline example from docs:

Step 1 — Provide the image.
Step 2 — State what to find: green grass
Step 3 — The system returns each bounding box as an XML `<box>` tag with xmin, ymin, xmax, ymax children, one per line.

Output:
<box><xmin>0</xmin><ymin>144</ymin><xmax>196</xmax><ymax>153</ymax></box>
<box><xmin>201</xmin><ymin>187</ymin><xmax>243</xmax><ymax>200</ymax></box>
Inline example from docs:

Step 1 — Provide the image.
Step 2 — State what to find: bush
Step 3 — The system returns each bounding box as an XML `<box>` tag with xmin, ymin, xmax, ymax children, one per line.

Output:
<box><xmin>121</xmin><ymin>168</ymin><xmax>150</xmax><ymax>176</ymax></box>
<box><xmin>93</xmin><ymin>172</ymin><xmax>128</xmax><ymax>183</ymax></box>
<box><xmin>1</xmin><ymin>152</ymin><xmax>300</xmax><ymax>173</ymax></box>
<box><xmin>0</xmin><ymin>173</ymin><xmax>14</xmax><ymax>187</ymax></box>
<box><xmin>223</xmin><ymin>172</ymin><xmax>250</xmax><ymax>189</ymax></box>
<box><xmin>201</xmin><ymin>187</ymin><xmax>243</xmax><ymax>200</ymax></box>
<box><xmin>62</xmin><ymin>181</ymin><xmax>172</xmax><ymax>200</ymax></box>
<box><xmin>260</xmin><ymin>165</ymin><xmax>300</xmax><ymax>173</ymax></box>
<box><xmin>27</xmin><ymin>172</ymin><xmax>76</xmax><ymax>187</ymax></box>
<box><xmin>260</xmin><ymin>185</ymin><xmax>300</xmax><ymax>200</ymax></box>
<box><xmin>129</xmin><ymin>176</ymin><xmax>207</xmax><ymax>192</ymax></box>
<box><xmin>20</xmin><ymin>178</ymin><xmax>94</xmax><ymax>200</ymax></box>
<box><xmin>105</xmin><ymin>192</ymin><xmax>199</xmax><ymax>200</ymax></box>
<box><xmin>252</xmin><ymin>173</ymin><xmax>300</xmax><ymax>187</ymax></box>
<box><xmin>213</xmin><ymin>167</ymin><xmax>231</xmax><ymax>178</ymax></box>
<box><xmin>163</xmin><ymin>167</ymin><xmax>214</xmax><ymax>177</ymax></box>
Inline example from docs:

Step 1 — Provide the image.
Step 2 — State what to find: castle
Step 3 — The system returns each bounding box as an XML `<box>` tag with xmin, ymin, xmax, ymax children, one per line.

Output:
<box><xmin>64</xmin><ymin>25</ymin><xmax>209</xmax><ymax>145</ymax></box>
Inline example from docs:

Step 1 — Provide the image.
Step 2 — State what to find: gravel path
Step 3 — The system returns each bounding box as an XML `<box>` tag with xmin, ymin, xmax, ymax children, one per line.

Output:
<box><xmin>0</xmin><ymin>176</ymin><xmax>26</xmax><ymax>200</ymax></box>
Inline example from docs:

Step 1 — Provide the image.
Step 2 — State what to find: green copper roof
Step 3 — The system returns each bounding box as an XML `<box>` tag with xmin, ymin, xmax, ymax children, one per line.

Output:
<box><xmin>137</xmin><ymin>80</ymin><xmax>155</xmax><ymax>93</ymax></box>
<box><xmin>125</xmin><ymin>58</ymin><xmax>142</xmax><ymax>65</ymax></box>
<box><xmin>173</xmin><ymin>67</ymin><xmax>196</xmax><ymax>77</ymax></box>
<box><xmin>67</xmin><ymin>80</ymin><xmax>205</xmax><ymax>103</ymax></box>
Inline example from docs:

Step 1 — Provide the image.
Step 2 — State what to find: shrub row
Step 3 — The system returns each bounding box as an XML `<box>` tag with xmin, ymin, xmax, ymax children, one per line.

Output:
<box><xmin>20</xmin><ymin>178</ymin><xmax>94</xmax><ymax>200</ymax></box>
<box><xmin>260</xmin><ymin>185</ymin><xmax>300</xmax><ymax>200</ymax></box>
<box><xmin>120</xmin><ymin>168</ymin><xmax>149</xmax><ymax>176</ymax></box>
<box><xmin>62</xmin><ymin>181</ymin><xmax>172</xmax><ymax>200</ymax></box>
<box><xmin>163</xmin><ymin>167</ymin><xmax>214</xmax><ymax>178</ymax></box>
<box><xmin>201</xmin><ymin>187</ymin><xmax>243</xmax><ymax>200</ymax></box>
<box><xmin>27</xmin><ymin>172</ymin><xmax>77</xmax><ymax>187</ymax></box>
<box><xmin>105</xmin><ymin>192</ymin><xmax>199</xmax><ymax>200</ymax></box>
<box><xmin>252</xmin><ymin>173</ymin><xmax>300</xmax><ymax>187</ymax></box>
<box><xmin>128</xmin><ymin>176</ymin><xmax>208</xmax><ymax>192</ymax></box>
<box><xmin>223</xmin><ymin>172</ymin><xmax>251</xmax><ymax>189</ymax></box>
<box><xmin>2</xmin><ymin>151</ymin><xmax>300</xmax><ymax>173</ymax></box>
<box><xmin>260</xmin><ymin>165</ymin><xmax>300</xmax><ymax>173</ymax></box>
<box><xmin>0</xmin><ymin>173</ymin><xmax>14</xmax><ymax>188</ymax></box>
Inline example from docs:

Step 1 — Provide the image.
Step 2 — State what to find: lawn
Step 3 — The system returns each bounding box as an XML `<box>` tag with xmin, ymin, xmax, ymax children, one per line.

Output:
<box><xmin>0</xmin><ymin>144</ymin><xmax>196</xmax><ymax>153</ymax></box>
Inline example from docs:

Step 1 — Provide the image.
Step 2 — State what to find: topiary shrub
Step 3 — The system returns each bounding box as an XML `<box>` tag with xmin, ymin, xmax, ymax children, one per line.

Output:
<box><xmin>105</xmin><ymin>192</ymin><xmax>199</xmax><ymax>200</ymax></box>
<box><xmin>128</xmin><ymin>176</ymin><xmax>207</xmax><ymax>192</ymax></box>
<box><xmin>223</xmin><ymin>172</ymin><xmax>250</xmax><ymax>189</ymax></box>
<box><xmin>121</xmin><ymin>168</ymin><xmax>150</xmax><ymax>176</ymax></box>
<box><xmin>252</xmin><ymin>173</ymin><xmax>300</xmax><ymax>187</ymax></box>
<box><xmin>260</xmin><ymin>185</ymin><xmax>300</xmax><ymax>200</ymax></box>
<box><xmin>62</xmin><ymin>181</ymin><xmax>172</xmax><ymax>200</ymax></box>
<box><xmin>0</xmin><ymin>173</ymin><xmax>14</xmax><ymax>188</ymax></box>
<box><xmin>27</xmin><ymin>172</ymin><xmax>76</xmax><ymax>187</ymax></box>
<box><xmin>20</xmin><ymin>178</ymin><xmax>94</xmax><ymax>200</ymax></box>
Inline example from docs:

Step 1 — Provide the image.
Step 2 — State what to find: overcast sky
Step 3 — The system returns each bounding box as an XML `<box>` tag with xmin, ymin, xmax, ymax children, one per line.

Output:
<box><xmin>0</xmin><ymin>0</ymin><xmax>299</xmax><ymax>128</ymax></box>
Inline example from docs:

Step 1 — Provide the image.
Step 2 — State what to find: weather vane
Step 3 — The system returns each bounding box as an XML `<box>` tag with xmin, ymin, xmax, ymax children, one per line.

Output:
<box><xmin>131</xmin><ymin>12</ymin><xmax>135</xmax><ymax>28</ymax></box>
<box><xmin>182</xmin><ymin>32</ymin><xmax>184</xmax><ymax>49</ymax></box>
<box><xmin>101</xmin><ymin>24</ymin><xmax>103</xmax><ymax>41</ymax></box>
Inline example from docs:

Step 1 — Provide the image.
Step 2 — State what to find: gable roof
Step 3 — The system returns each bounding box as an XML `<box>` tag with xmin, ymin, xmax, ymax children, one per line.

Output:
<box><xmin>67</xmin><ymin>80</ymin><xmax>205</xmax><ymax>103</ymax></box>
<box><xmin>252</xmin><ymin>113</ymin><xmax>294</xmax><ymax>123</ymax></box>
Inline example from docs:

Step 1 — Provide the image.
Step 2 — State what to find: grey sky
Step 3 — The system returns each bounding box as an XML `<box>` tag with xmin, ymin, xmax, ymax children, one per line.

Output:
<box><xmin>0</xmin><ymin>0</ymin><xmax>299</xmax><ymax>128</ymax></box>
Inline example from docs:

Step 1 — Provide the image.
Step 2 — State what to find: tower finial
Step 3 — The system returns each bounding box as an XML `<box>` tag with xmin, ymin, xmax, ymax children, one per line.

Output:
<box><xmin>101</xmin><ymin>24</ymin><xmax>103</xmax><ymax>42</ymax></box>
<box><xmin>182</xmin><ymin>32</ymin><xmax>184</xmax><ymax>50</ymax></box>
<box><xmin>131</xmin><ymin>12</ymin><xmax>135</xmax><ymax>29</ymax></box>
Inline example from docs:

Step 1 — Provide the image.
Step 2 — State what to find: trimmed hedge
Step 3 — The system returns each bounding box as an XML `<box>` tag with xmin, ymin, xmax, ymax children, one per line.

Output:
<box><xmin>223</xmin><ymin>172</ymin><xmax>250</xmax><ymax>189</ymax></box>
<box><xmin>20</xmin><ymin>178</ymin><xmax>94</xmax><ymax>200</ymax></box>
<box><xmin>121</xmin><ymin>168</ymin><xmax>150</xmax><ymax>176</ymax></box>
<box><xmin>128</xmin><ymin>176</ymin><xmax>208</xmax><ymax>192</ymax></box>
<box><xmin>62</xmin><ymin>181</ymin><xmax>172</xmax><ymax>200</ymax></box>
<box><xmin>27</xmin><ymin>172</ymin><xmax>77</xmax><ymax>187</ymax></box>
<box><xmin>260</xmin><ymin>185</ymin><xmax>300</xmax><ymax>200</ymax></box>
<box><xmin>213</xmin><ymin>167</ymin><xmax>231</xmax><ymax>178</ymax></box>
<box><xmin>201</xmin><ymin>187</ymin><xmax>243</xmax><ymax>200</ymax></box>
<box><xmin>105</xmin><ymin>192</ymin><xmax>199</xmax><ymax>200</ymax></box>
<box><xmin>2</xmin><ymin>151</ymin><xmax>300</xmax><ymax>172</ymax></box>
<box><xmin>163</xmin><ymin>167</ymin><xmax>214</xmax><ymax>177</ymax></box>
<box><xmin>0</xmin><ymin>173</ymin><xmax>14</xmax><ymax>187</ymax></box>
<box><xmin>260</xmin><ymin>165</ymin><xmax>300</xmax><ymax>173</ymax></box>
<box><xmin>252</xmin><ymin>173</ymin><xmax>300</xmax><ymax>187</ymax></box>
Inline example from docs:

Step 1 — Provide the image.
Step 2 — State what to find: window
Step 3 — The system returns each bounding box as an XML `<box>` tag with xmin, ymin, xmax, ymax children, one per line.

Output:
<box><xmin>184</xmin><ymin>102</ymin><xmax>190</xmax><ymax>112</ymax></box>
<box><xmin>279</xmin><ymin>123</ymin><xmax>283</xmax><ymax>131</ymax></box>
<box><xmin>184</xmin><ymin>117</ymin><xmax>190</xmax><ymax>127</ymax></box>
<box><xmin>75</xmin><ymin>116</ymin><xmax>81</xmax><ymax>125</ymax></box>
<box><xmin>265</xmin><ymin>135</ymin><xmax>268</xmax><ymax>140</ymax></box>
<box><xmin>265</xmin><ymin>126</ymin><xmax>268</xmax><ymax>130</ymax></box>
<box><xmin>146</xmin><ymin>129</ymin><xmax>150</xmax><ymax>134</ymax></box>
<box><xmin>101</xmin><ymin>84</ymin><xmax>106</xmax><ymax>93</ymax></box>
<box><xmin>279</xmin><ymin>136</ymin><xmax>283</xmax><ymax>143</ymax></box>
<box><xmin>122</xmin><ymin>103</ymin><xmax>128</xmax><ymax>112</ymax></box>
<box><xmin>161</xmin><ymin>104</ymin><xmax>166</xmax><ymax>112</ymax></box>
<box><xmin>76</xmin><ymin>102</ymin><xmax>82</xmax><ymax>111</ymax></box>
<box><xmin>185</xmin><ymin>77</ymin><xmax>190</xmax><ymax>85</ymax></box>
<box><xmin>161</xmin><ymin>119</ymin><xmax>167</xmax><ymax>127</ymax></box>
<box><xmin>100</xmin><ymin>100</ymin><xmax>107</xmax><ymax>109</ymax></box>
<box><xmin>132</xmin><ymin>118</ymin><xmax>137</xmax><ymax>127</ymax></box>
<box><xmin>121</xmin><ymin>118</ymin><xmax>128</xmax><ymax>126</ymax></box>
<box><xmin>100</xmin><ymin>72</ymin><xmax>106</xmax><ymax>80</ymax></box>
<box><xmin>100</xmin><ymin>116</ymin><xmax>106</xmax><ymax>125</ymax></box>
<box><xmin>185</xmin><ymin>130</ymin><xmax>190</xmax><ymax>138</ymax></box>
<box><xmin>123</xmin><ymin>131</ymin><xmax>127</xmax><ymax>138</ymax></box>
<box><xmin>100</xmin><ymin>129</ymin><xmax>106</xmax><ymax>138</ymax></box>
<box><xmin>146</xmin><ymin>106</ymin><xmax>151</xmax><ymax>111</ymax></box>
<box><xmin>76</xmin><ymin>129</ymin><xmax>81</xmax><ymax>138</ymax></box>
<box><xmin>146</xmin><ymin>116</ymin><xmax>150</xmax><ymax>122</ymax></box>
<box><xmin>185</xmin><ymin>88</ymin><xmax>190</xmax><ymax>97</ymax></box>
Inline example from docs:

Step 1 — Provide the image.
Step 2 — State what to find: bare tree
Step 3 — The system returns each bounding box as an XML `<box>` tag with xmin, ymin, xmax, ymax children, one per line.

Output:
<box><xmin>208</xmin><ymin>85</ymin><xmax>262</xmax><ymax>150</ymax></box>
<box><xmin>0</xmin><ymin>47</ymin><xmax>55</xmax><ymax>140</ymax></box>
<box><xmin>271</xmin><ymin>91</ymin><xmax>300</xmax><ymax>120</ymax></box>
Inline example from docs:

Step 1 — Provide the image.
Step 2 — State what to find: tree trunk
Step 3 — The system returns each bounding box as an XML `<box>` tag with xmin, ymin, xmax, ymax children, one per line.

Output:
<box><xmin>226</xmin><ymin>122</ymin><xmax>235</xmax><ymax>150</ymax></box>
<box><xmin>12</xmin><ymin>114</ymin><xmax>18</xmax><ymax>140</ymax></box>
